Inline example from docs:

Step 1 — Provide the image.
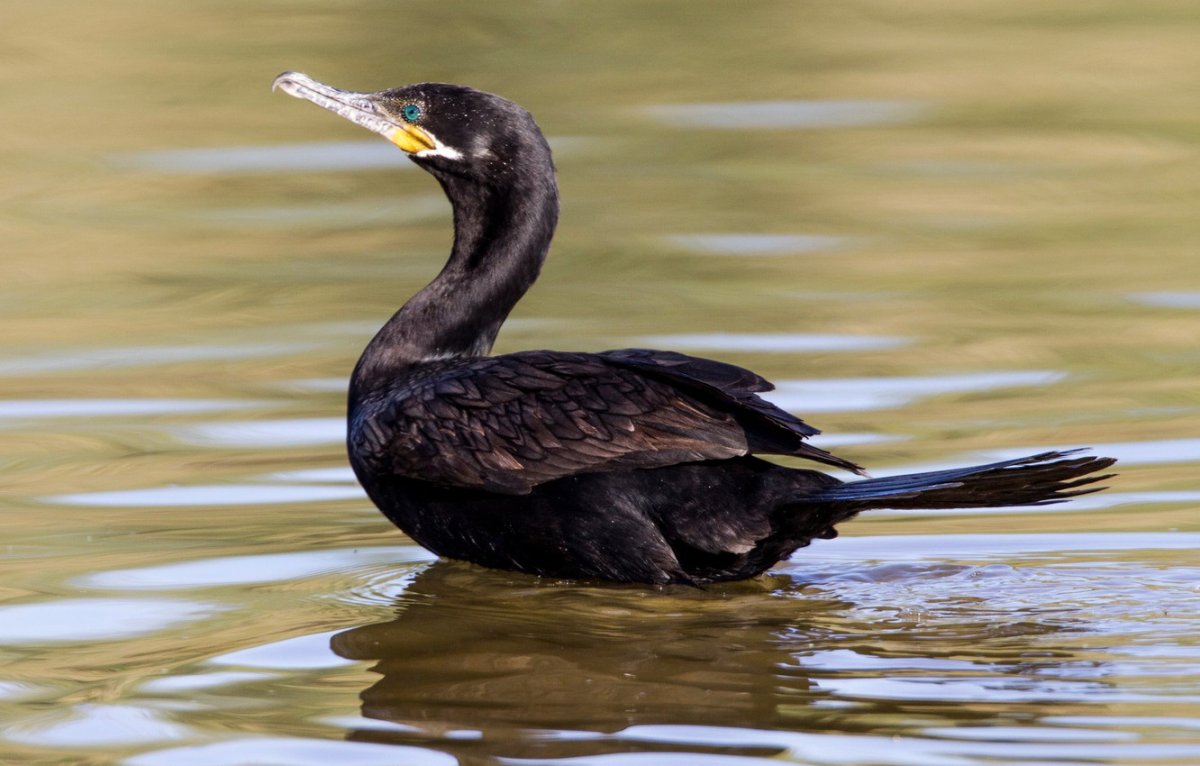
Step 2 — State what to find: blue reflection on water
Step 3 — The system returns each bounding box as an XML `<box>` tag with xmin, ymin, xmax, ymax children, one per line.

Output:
<box><xmin>46</xmin><ymin>483</ymin><xmax>363</xmax><ymax>508</ymax></box>
<box><xmin>0</xmin><ymin>598</ymin><xmax>222</xmax><ymax>644</ymax></box>
<box><xmin>78</xmin><ymin>547</ymin><xmax>424</xmax><ymax>590</ymax></box>
<box><xmin>1129</xmin><ymin>292</ymin><xmax>1200</xmax><ymax>309</ymax></box>
<box><xmin>121</xmin><ymin>141</ymin><xmax>411</xmax><ymax>174</ymax></box>
<box><xmin>768</xmin><ymin>371</ymin><xmax>1065</xmax><ymax>413</ymax></box>
<box><xmin>639</xmin><ymin>333</ymin><xmax>908</xmax><ymax>353</ymax></box>
<box><xmin>125</xmin><ymin>736</ymin><xmax>456</xmax><ymax>766</ymax></box>
<box><xmin>666</xmin><ymin>233</ymin><xmax>850</xmax><ymax>256</ymax></box>
<box><xmin>642</xmin><ymin>100</ymin><xmax>927</xmax><ymax>129</ymax></box>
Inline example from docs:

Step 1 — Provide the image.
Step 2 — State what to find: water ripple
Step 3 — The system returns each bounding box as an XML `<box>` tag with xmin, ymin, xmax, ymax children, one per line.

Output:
<box><xmin>0</xmin><ymin>342</ymin><xmax>315</xmax><ymax>376</ymax></box>
<box><xmin>264</xmin><ymin>466</ymin><xmax>357</xmax><ymax>483</ymax></box>
<box><xmin>1129</xmin><ymin>291</ymin><xmax>1200</xmax><ymax>309</ymax></box>
<box><xmin>174</xmin><ymin>417</ymin><xmax>344</xmax><ymax>448</ymax></box>
<box><xmin>767</xmin><ymin>371</ymin><xmax>1065</xmax><ymax>413</ymax></box>
<box><xmin>45</xmin><ymin>483</ymin><xmax>363</xmax><ymax>508</ymax></box>
<box><xmin>0</xmin><ymin>398</ymin><xmax>267</xmax><ymax>421</ymax></box>
<box><xmin>77</xmin><ymin>547</ymin><xmax>425</xmax><ymax>590</ymax></box>
<box><xmin>193</xmin><ymin>195</ymin><xmax>447</xmax><ymax>228</ymax></box>
<box><xmin>798</xmin><ymin>532</ymin><xmax>1200</xmax><ymax>562</ymax></box>
<box><xmin>875</xmin><ymin>489</ymin><xmax>1200</xmax><ymax>517</ymax></box>
<box><xmin>979</xmin><ymin>438</ymin><xmax>1200</xmax><ymax>467</ymax></box>
<box><xmin>207</xmin><ymin>630</ymin><xmax>359</xmax><ymax>670</ymax></box>
<box><xmin>138</xmin><ymin>672</ymin><xmax>277</xmax><ymax>694</ymax></box>
<box><xmin>125</xmin><ymin>736</ymin><xmax>456</xmax><ymax>766</ymax></box>
<box><xmin>615</xmin><ymin>724</ymin><xmax>1200</xmax><ymax>766</ymax></box>
<box><xmin>665</xmin><ymin>233</ymin><xmax>849</xmax><ymax>256</ymax></box>
<box><xmin>0</xmin><ymin>598</ymin><xmax>222</xmax><ymax>644</ymax></box>
<box><xmin>640</xmin><ymin>333</ymin><xmax>908</xmax><ymax>353</ymax></box>
<box><xmin>642</xmin><ymin>100</ymin><xmax>927</xmax><ymax>129</ymax></box>
<box><xmin>3</xmin><ymin>703</ymin><xmax>191</xmax><ymax>748</ymax></box>
<box><xmin>122</xmin><ymin>140</ymin><xmax>412</xmax><ymax>174</ymax></box>
<box><xmin>120</xmin><ymin>137</ymin><xmax>587</xmax><ymax>175</ymax></box>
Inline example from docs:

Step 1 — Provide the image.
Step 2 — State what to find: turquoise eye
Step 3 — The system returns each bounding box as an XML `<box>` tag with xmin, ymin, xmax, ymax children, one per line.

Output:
<box><xmin>401</xmin><ymin>104</ymin><xmax>422</xmax><ymax>123</ymax></box>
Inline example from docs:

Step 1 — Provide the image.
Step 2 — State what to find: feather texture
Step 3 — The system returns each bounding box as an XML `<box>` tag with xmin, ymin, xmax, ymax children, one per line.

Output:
<box><xmin>350</xmin><ymin>349</ymin><xmax>859</xmax><ymax>495</ymax></box>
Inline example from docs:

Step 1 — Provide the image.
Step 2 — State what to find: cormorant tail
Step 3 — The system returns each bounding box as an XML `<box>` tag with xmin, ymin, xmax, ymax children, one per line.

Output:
<box><xmin>805</xmin><ymin>450</ymin><xmax>1116</xmax><ymax>511</ymax></box>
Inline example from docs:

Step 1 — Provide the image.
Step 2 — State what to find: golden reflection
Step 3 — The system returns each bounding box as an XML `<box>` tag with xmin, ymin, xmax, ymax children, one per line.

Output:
<box><xmin>1</xmin><ymin>0</ymin><xmax>1198</xmax><ymax>760</ymax></box>
<box><xmin>329</xmin><ymin>561</ymin><xmax>1106</xmax><ymax>760</ymax></box>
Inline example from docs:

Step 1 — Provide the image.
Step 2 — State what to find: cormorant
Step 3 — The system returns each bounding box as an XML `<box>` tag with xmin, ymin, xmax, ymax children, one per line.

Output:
<box><xmin>273</xmin><ymin>72</ymin><xmax>1116</xmax><ymax>585</ymax></box>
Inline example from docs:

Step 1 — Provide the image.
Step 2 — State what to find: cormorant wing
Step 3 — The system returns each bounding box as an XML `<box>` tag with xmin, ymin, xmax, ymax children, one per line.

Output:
<box><xmin>350</xmin><ymin>349</ymin><xmax>860</xmax><ymax>495</ymax></box>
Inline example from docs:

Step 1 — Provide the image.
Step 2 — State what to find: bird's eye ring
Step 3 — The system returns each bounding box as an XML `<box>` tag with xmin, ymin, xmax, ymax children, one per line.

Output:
<box><xmin>401</xmin><ymin>104</ymin><xmax>422</xmax><ymax>123</ymax></box>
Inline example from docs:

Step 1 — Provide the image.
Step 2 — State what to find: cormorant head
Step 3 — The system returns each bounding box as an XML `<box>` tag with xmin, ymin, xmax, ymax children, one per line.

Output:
<box><xmin>273</xmin><ymin>72</ymin><xmax>553</xmax><ymax>186</ymax></box>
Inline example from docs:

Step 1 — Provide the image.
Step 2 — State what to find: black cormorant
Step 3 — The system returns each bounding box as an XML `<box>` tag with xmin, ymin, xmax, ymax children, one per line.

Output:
<box><xmin>273</xmin><ymin>72</ymin><xmax>1115</xmax><ymax>584</ymax></box>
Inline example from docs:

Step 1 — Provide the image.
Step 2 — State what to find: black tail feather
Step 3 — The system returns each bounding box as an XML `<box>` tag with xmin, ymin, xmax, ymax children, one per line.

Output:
<box><xmin>806</xmin><ymin>450</ymin><xmax>1117</xmax><ymax>511</ymax></box>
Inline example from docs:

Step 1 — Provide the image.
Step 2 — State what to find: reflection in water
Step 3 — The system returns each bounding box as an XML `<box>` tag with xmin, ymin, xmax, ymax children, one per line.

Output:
<box><xmin>0</xmin><ymin>398</ymin><xmax>266</xmax><ymax>420</ymax></box>
<box><xmin>4</xmin><ymin>703</ymin><xmax>191</xmax><ymax>749</ymax></box>
<box><xmin>78</xmin><ymin>546</ymin><xmax>424</xmax><ymax>590</ymax></box>
<box><xmin>665</xmin><ymin>233</ymin><xmax>849</xmax><ymax>256</ymax></box>
<box><xmin>0</xmin><ymin>342</ymin><xmax>316</xmax><ymax>376</ymax></box>
<box><xmin>174</xmin><ymin>417</ymin><xmax>345</xmax><ymax>448</ymax></box>
<box><xmin>3</xmin><ymin>1</ymin><xmax>1199</xmax><ymax>762</ymax></box>
<box><xmin>46</xmin><ymin>482</ymin><xmax>364</xmax><ymax>507</ymax></box>
<box><xmin>120</xmin><ymin>137</ymin><xmax>589</xmax><ymax>175</ymax></box>
<box><xmin>213</xmin><ymin>630</ymin><xmax>361</xmax><ymax>671</ymax></box>
<box><xmin>335</xmin><ymin>564</ymin><xmax>827</xmax><ymax>729</ymax></box>
<box><xmin>0</xmin><ymin>598</ymin><xmax>221</xmax><ymax>644</ymax></box>
<box><xmin>876</xmin><ymin>489</ymin><xmax>1200</xmax><ymax>516</ymax></box>
<box><xmin>194</xmin><ymin>195</ymin><xmax>447</xmax><ymax>229</ymax></box>
<box><xmin>642</xmin><ymin>100</ymin><xmax>926</xmax><ymax>129</ymax></box>
<box><xmin>332</xmin><ymin>563</ymin><xmax>833</xmax><ymax>759</ymax></box>
<box><xmin>124</xmin><ymin>735</ymin><xmax>456</xmax><ymax>766</ymax></box>
<box><xmin>639</xmin><ymin>333</ymin><xmax>908</xmax><ymax>353</ymax></box>
<box><xmin>1128</xmin><ymin>292</ymin><xmax>1200</xmax><ymax>310</ymax></box>
<box><xmin>121</xmin><ymin>141</ymin><xmax>412</xmax><ymax>174</ymax></box>
<box><xmin>979</xmin><ymin>438</ymin><xmax>1200</xmax><ymax>468</ymax></box>
<box><xmin>766</xmin><ymin>371</ymin><xmax>1065</xmax><ymax>413</ymax></box>
<box><xmin>328</xmin><ymin>561</ymin><xmax>1101</xmax><ymax>763</ymax></box>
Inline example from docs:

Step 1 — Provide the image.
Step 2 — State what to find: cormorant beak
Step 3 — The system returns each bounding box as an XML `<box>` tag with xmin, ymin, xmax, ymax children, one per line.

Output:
<box><xmin>272</xmin><ymin>71</ymin><xmax>436</xmax><ymax>155</ymax></box>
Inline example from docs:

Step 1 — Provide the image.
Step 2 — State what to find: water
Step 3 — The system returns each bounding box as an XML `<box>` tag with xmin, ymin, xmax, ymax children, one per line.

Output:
<box><xmin>2</xmin><ymin>1</ymin><xmax>1198</xmax><ymax>764</ymax></box>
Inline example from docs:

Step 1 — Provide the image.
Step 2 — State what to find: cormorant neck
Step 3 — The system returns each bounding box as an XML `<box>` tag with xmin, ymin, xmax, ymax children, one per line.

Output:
<box><xmin>354</xmin><ymin>161</ymin><xmax>558</xmax><ymax>385</ymax></box>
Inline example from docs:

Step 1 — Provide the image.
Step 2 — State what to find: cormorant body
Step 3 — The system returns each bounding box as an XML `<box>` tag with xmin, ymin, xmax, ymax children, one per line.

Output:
<box><xmin>274</xmin><ymin>72</ymin><xmax>1116</xmax><ymax>584</ymax></box>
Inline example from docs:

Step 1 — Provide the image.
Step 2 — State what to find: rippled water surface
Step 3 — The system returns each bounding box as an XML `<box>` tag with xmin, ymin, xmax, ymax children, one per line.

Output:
<box><xmin>2</xmin><ymin>2</ymin><xmax>1198</xmax><ymax>764</ymax></box>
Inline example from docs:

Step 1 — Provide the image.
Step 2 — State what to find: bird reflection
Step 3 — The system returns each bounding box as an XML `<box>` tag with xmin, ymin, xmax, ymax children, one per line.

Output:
<box><xmin>330</xmin><ymin>560</ymin><xmax>850</xmax><ymax>760</ymax></box>
<box><xmin>330</xmin><ymin>560</ymin><xmax>1098</xmax><ymax>762</ymax></box>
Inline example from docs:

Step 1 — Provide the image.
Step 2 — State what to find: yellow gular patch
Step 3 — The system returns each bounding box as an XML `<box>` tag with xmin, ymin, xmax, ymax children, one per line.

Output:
<box><xmin>388</xmin><ymin>125</ymin><xmax>436</xmax><ymax>154</ymax></box>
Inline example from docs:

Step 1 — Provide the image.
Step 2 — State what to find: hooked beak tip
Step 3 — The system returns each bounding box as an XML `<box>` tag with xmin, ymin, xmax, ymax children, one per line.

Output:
<box><xmin>271</xmin><ymin>71</ymin><xmax>303</xmax><ymax>94</ymax></box>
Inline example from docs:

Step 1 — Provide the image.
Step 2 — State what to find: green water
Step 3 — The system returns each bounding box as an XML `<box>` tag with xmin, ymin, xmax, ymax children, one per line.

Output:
<box><xmin>2</xmin><ymin>2</ymin><xmax>1198</xmax><ymax>764</ymax></box>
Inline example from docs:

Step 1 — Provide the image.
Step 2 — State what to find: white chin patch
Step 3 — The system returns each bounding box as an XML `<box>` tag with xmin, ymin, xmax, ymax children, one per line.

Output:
<box><xmin>414</xmin><ymin>129</ymin><xmax>464</xmax><ymax>161</ymax></box>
